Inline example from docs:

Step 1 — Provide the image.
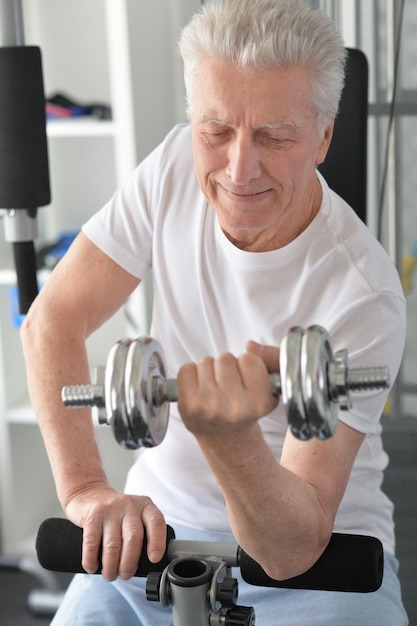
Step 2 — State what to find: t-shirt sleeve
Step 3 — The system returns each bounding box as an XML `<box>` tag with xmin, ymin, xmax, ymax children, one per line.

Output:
<box><xmin>328</xmin><ymin>289</ymin><xmax>406</xmax><ymax>435</ymax></box>
<box><xmin>81</xmin><ymin>147</ymin><xmax>158</xmax><ymax>280</ymax></box>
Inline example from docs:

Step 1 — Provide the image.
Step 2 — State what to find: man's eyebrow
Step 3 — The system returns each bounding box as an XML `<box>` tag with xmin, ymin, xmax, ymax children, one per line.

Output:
<box><xmin>257</xmin><ymin>122</ymin><xmax>303</xmax><ymax>138</ymax></box>
<box><xmin>257</xmin><ymin>121</ymin><xmax>298</xmax><ymax>131</ymax></box>
<box><xmin>197</xmin><ymin>117</ymin><xmax>300</xmax><ymax>133</ymax></box>
<box><xmin>198</xmin><ymin>116</ymin><xmax>231</xmax><ymax>126</ymax></box>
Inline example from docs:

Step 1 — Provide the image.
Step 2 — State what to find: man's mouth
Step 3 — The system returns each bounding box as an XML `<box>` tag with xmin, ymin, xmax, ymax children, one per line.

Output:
<box><xmin>221</xmin><ymin>185</ymin><xmax>271</xmax><ymax>199</ymax></box>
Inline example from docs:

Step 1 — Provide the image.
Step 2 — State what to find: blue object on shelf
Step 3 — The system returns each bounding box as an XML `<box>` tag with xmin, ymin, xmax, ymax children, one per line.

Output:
<box><xmin>9</xmin><ymin>285</ymin><xmax>28</xmax><ymax>328</ymax></box>
<box><xmin>39</xmin><ymin>232</ymin><xmax>78</xmax><ymax>270</ymax></box>
<box><xmin>9</xmin><ymin>231</ymin><xmax>78</xmax><ymax>327</ymax></box>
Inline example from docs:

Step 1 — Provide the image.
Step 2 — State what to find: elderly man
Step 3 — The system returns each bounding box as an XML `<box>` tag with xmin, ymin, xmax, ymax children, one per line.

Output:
<box><xmin>22</xmin><ymin>0</ymin><xmax>407</xmax><ymax>623</ymax></box>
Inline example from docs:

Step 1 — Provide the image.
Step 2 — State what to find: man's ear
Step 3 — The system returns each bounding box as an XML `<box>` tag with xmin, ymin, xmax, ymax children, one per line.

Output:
<box><xmin>315</xmin><ymin>120</ymin><xmax>335</xmax><ymax>166</ymax></box>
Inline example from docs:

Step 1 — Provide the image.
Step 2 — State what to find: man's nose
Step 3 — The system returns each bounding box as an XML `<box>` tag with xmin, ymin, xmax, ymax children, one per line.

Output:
<box><xmin>225</xmin><ymin>136</ymin><xmax>261</xmax><ymax>184</ymax></box>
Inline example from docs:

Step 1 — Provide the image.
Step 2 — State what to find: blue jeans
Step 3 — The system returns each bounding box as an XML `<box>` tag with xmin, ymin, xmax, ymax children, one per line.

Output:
<box><xmin>51</xmin><ymin>525</ymin><xmax>409</xmax><ymax>626</ymax></box>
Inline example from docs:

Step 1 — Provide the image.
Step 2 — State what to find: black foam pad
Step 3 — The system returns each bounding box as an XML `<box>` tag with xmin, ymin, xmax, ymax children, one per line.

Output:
<box><xmin>37</xmin><ymin>520</ymin><xmax>383</xmax><ymax>594</ymax></box>
<box><xmin>240</xmin><ymin>533</ymin><xmax>383</xmax><ymax>593</ymax></box>
<box><xmin>0</xmin><ymin>46</ymin><xmax>50</xmax><ymax>208</ymax></box>
<box><xmin>319</xmin><ymin>48</ymin><xmax>368</xmax><ymax>223</ymax></box>
<box><xmin>36</xmin><ymin>518</ymin><xmax>176</xmax><ymax>577</ymax></box>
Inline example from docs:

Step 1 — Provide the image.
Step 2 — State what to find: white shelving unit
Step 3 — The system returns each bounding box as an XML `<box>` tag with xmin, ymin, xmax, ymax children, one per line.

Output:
<box><xmin>0</xmin><ymin>0</ymin><xmax>142</xmax><ymax>557</ymax></box>
<box><xmin>0</xmin><ymin>0</ymin><xmax>201</xmax><ymax>559</ymax></box>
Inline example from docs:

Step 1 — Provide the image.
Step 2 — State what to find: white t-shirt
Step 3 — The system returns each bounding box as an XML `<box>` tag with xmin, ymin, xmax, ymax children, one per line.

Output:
<box><xmin>83</xmin><ymin>124</ymin><xmax>406</xmax><ymax>554</ymax></box>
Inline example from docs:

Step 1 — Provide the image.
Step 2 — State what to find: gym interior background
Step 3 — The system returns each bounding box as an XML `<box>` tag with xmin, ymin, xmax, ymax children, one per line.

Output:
<box><xmin>0</xmin><ymin>0</ymin><xmax>416</xmax><ymax>624</ymax></box>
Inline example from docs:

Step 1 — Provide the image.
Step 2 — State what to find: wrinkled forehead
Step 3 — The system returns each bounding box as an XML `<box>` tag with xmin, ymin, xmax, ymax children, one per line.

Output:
<box><xmin>191</xmin><ymin>57</ymin><xmax>317</xmax><ymax>130</ymax></box>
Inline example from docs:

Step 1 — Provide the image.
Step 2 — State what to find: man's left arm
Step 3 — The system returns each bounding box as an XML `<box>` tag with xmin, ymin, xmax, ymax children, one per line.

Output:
<box><xmin>177</xmin><ymin>347</ymin><xmax>364</xmax><ymax>581</ymax></box>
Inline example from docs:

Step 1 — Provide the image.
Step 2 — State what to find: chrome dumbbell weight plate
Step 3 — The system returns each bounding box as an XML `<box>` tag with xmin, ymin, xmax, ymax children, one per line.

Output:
<box><xmin>124</xmin><ymin>337</ymin><xmax>170</xmax><ymax>448</ymax></box>
<box><xmin>300</xmin><ymin>326</ymin><xmax>338</xmax><ymax>440</ymax></box>
<box><xmin>280</xmin><ymin>326</ymin><xmax>312</xmax><ymax>441</ymax></box>
<box><xmin>105</xmin><ymin>339</ymin><xmax>138</xmax><ymax>450</ymax></box>
<box><xmin>94</xmin><ymin>337</ymin><xmax>170</xmax><ymax>449</ymax></box>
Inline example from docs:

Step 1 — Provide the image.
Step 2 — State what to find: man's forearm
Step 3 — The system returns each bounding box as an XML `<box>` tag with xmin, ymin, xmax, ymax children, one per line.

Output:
<box><xmin>21</xmin><ymin>319</ymin><xmax>108</xmax><ymax>510</ymax></box>
<box><xmin>196</xmin><ymin>424</ymin><xmax>332</xmax><ymax>580</ymax></box>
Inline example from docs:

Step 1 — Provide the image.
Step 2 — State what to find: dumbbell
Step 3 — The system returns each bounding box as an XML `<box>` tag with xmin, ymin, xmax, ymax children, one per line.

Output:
<box><xmin>62</xmin><ymin>325</ymin><xmax>390</xmax><ymax>450</ymax></box>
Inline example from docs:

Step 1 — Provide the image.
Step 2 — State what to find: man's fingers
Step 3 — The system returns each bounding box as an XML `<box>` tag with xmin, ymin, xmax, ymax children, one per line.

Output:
<box><xmin>101</xmin><ymin>521</ymin><xmax>124</xmax><ymax>581</ymax></box>
<box><xmin>118</xmin><ymin>502</ymin><xmax>167</xmax><ymax>579</ymax></box>
<box><xmin>81</xmin><ymin>520</ymin><xmax>103</xmax><ymax>575</ymax></box>
<box><xmin>117</xmin><ymin>519</ymin><xmax>145</xmax><ymax>580</ymax></box>
<box><xmin>79</xmin><ymin>497</ymin><xmax>167</xmax><ymax>581</ymax></box>
<box><xmin>142</xmin><ymin>500</ymin><xmax>168</xmax><ymax>563</ymax></box>
<box><xmin>246</xmin><ymin>340</ymin><xmax>280</xmax><ymax>373</ymax></box>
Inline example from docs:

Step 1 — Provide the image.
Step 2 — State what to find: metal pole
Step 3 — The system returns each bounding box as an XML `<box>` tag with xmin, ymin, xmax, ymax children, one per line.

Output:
<box><xmin>0</xmin><ymin>0</ymin><xmax>42</xmax><ymax>313</ymax></box>
<box><xmin>385</xmin><ymin>2</ymin><xmax>403</xmax><ymax>419</ymax></box>
<box><xmin>0</xmin><ymin>0</ymin><xmax>24</xmax><ymax>46</ymax></box>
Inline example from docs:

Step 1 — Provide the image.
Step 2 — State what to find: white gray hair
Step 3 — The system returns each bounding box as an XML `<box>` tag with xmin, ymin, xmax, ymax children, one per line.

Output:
<box><xmin>179</xmin><ymin>0</ymin><xmax>346</xmax><ymax>134</ymax></box>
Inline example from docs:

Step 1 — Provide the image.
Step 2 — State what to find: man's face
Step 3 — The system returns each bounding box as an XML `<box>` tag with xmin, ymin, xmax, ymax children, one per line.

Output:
<box><xmin>191</xmin><ymin>58</ymin><xmax>333</xmax><ymax>252</ymax></box>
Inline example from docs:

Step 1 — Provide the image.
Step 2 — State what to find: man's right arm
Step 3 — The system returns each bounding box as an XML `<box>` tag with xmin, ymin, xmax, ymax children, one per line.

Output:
<box><xmin>20</xmin><ymin>232</ymin><xmax>167</xmax><ymax>580</ymax></box>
